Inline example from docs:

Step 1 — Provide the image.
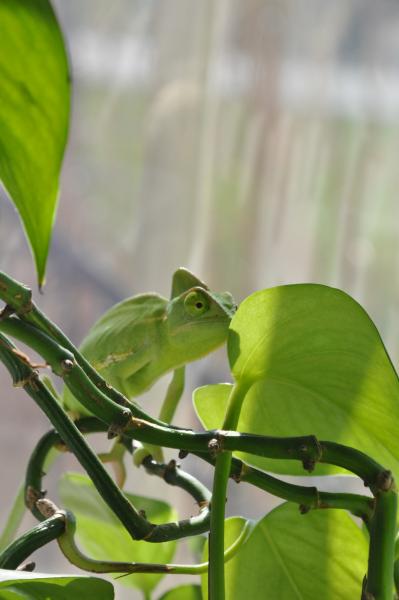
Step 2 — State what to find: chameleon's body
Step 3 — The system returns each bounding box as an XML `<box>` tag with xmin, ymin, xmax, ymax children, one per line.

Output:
<box><xmin>64</xmin><ymin>269</ymin><xmax>235</xmax><ymax>416</ymax></box>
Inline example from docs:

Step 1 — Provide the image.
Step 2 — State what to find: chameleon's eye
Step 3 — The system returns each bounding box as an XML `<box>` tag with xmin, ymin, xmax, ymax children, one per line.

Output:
<box><xmin>184</xmin><ymin>290</ymin><xmax>209</xmax><ymax>317</ymax></box>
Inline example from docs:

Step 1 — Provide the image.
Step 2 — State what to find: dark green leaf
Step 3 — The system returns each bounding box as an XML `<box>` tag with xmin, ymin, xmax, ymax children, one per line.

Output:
<box><xmin>59</xmin><ymin>472</ymin><xmax>177</xmax><ymax>595</ymax></box>
<box><xmin>0</xmin><ymin>0</ymin><xmax>70</xmax><ymax>285</ymax></box>
<box><xmin>201</xmin><ymin>505</ymin><xmax>367</xmax><ymax>600</ymax></box>
<box><xmin>0</xmin><ymin>569</ymin><xmax>113</xmax><ymax>600</ymax></box>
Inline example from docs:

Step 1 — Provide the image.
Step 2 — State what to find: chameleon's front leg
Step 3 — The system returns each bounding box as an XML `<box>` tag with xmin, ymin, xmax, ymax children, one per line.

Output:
<box><xmin>159</xmin><ymin>366</ymin><xmax>185</xmax><ymax>424</ymax></box>
<box><xmin>133</xmin><ymin>367</ymin><xmax>185</xmax><ymax>466</ymax></box>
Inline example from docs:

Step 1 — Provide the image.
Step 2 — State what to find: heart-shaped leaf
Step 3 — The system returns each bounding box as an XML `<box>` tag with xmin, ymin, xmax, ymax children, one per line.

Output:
<box><xmin>59</xmin><ymin>472</ymin><xmax>177</xmax><ymax>595</ymax></box>
<box><xmin>203</xmin><ymin>285</ymin><xmax>399</xmax><ymax>476</ymax></box>
<box><xmin>0</xmin><ymin>569</ymin><xmax>113</xmax><ymax>600</ymax></box>
<box><xmin>0</xmin><ymin>0</ymin><xmax>70</xmax><ymax>286</ymax></box>
<box><xmin>201</xmin><ymin>504</ymin><xmax>368</xmax><ymax>600</ymax></box>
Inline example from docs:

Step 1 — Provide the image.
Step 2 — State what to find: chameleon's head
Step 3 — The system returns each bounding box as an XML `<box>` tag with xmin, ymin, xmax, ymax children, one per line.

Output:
<box><xmin>166</xmin><ymin>278</ymin><xmax>236</xmax><ymax>362</ymax></box>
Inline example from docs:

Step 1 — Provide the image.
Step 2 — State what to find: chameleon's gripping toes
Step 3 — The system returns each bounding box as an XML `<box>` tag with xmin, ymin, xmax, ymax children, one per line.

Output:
<box><xmin>63</xmin><ymin>268</ymin><xmax>236</xmax><ymax>416</ymax></box>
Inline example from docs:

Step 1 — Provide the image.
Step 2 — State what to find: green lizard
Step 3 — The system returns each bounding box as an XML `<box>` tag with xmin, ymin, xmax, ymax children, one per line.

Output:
<box><xmin>63</xmin><ymin>268</ymin><xmax>236</xmax><ymax>423</ymax></box>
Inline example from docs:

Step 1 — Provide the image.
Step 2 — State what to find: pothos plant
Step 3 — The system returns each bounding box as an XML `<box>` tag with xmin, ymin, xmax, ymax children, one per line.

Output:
<box><xmin>0</xmin><ymin>2</ymin><xmax>398</xmax><ymax>599</ymax></box>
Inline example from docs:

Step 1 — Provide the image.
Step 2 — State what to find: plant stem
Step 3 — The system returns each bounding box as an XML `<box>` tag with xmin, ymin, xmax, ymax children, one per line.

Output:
<box><xmin>236</xmin><ymin>462</ymin><xmax>374</xmax><ymax>521</ymax></box>
<box><xmin>208</xmin><ymin>452</ymin><xmax>231</xmax><ymax>599</ymax></box>
<box><xmin>393</xmin><ymin>559</ymin><xmax>399</xmax><ymax>597</ymax></box>
<box><xmin>0</xmin><ymin>513</ymin><xmax>66</xmax><ymax>569</ymax></box>
<box><xmin>320</xmin><ymin>441</ymin><xmax>393</xmax><ymax>494</ymax></box>
<box><xmin>0</xmin><ymin>333</ymin><xmax>152</xmax><ymax>541</ymax></box>
<box><xmin>365</xmin><ymin>490</ymin><xmax>397</xmax><ymax>599</ymax></box>
<box><xmin>142</xmin><ymin>456</ymin><xmax>211</xmax><ymax>506</ymax></box>
<box><xmin>25</xmin><ymin>418</ymin><xmax>106</xmax><ymax>520</ymax></box>
<box><xmin>51</xmin><ymin>505</ymin><xmax>246</xmax><ymax>576</ymax></box>
<box><xmin>127</xmin><ymin>418</ymin><xmax>322</xmax><ymax>464</ymax></box>
<box><xmin>208</xmin><ymin>382</ymin><xmax>249</xmax><ymax>600</ymax></box>
<box><xmin>168</xmin><ymin>519</ymin><xmax>252</xmax><ymax>575</ymax></box>
<box><xmin>0</xmin><ymin>271</ymin><xmax>162</xmax><ymax>424</ymax></box>
<box><xmin>0</xmin><ymin>317</ymin><xmax>131</xmax><ymax>431</ymax></box>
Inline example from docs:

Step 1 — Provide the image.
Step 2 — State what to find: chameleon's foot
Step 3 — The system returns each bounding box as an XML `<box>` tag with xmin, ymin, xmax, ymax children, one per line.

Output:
<box><xmin>133</xmin><ymin>443</ymin><xmax>164</xmax><ymax>467</ymax></box>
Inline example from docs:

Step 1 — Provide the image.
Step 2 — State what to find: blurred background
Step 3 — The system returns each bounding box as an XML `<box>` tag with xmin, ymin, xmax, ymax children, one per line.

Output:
<box><xmin>1</xmin><ymin>0</ymin><xmax>399</xmax><ymax>597</ymax></box>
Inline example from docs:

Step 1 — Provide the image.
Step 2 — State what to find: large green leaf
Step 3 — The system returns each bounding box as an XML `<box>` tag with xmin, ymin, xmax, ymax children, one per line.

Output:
<box><xmin>59</xmin><ymin>472</ymin><xmax>177</xmax><ymax>595</ymax></box>
<box><xmin>157</xmin><ymin>584</ymin><xmax>202</xmax><ymax>600</ymax></box>
<box><xmin>0</xmin><ymin>569</ymin><xmax>113</xmax><ymax>600</ymax></box>
<box><xmin>201</xmin><ymin>504</ymin><xmax>368</xmax><ymax>600</ymax></box>
<box><xmin>0</xmin><ymin>0</ymin><xmax>70</xmax><ymax>286</ymax></box>
<box><xmin>196</xmin><ymin>285</ymin><xmax>399</xmax><ymax>476</ymax></box>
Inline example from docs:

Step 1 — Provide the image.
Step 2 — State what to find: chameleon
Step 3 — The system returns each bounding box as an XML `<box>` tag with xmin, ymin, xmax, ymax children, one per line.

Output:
<box><xmin>63</xmin><ymin>268</ymin><xmax>236</xmax><ymax>420</ymax></box>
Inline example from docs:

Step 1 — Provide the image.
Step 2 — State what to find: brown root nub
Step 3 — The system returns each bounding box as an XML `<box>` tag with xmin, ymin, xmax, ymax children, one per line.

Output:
<box><xmin>36</xmin><ymin>498</ymin><xmax>60</xmax><ymax>518</ymax></box>
<box><xmin>26</xmin><ymin>486</ymin><xmax>45</xmax><ymax>510</ymax></box>
<box><xmin>208</xmin><ymin>437</ymin><xmax>222</xmax><ymax>456</ymax></box>
<box><xmin>376</xmin><ymin>469</ymin><xmax>394</xmax><ymax>492</ymax></box>
<box><xmin>61</xmin><ymin>358</ymin><xmax>75</xmax><ymax>374</ymax></box>
<box><xmin>302</xmin><ymin>458</ymin><xmax>316</xmax><ymax>473</ymax></box>
<box><xmin>16</xmin><ymin>561</ymin><xmax>36</xmax><ymax>572</ymax></box>
<box><xmin>0</xmin><ymin>304</ymin><xmax>15</xmax><ymax>320</ymax></box>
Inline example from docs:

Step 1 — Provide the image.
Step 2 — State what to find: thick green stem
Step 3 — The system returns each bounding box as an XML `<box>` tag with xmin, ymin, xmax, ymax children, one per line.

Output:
<box><xmin>25</xmin><ymin>418</ymin><xmax>107</xmax><ymax>520</ymax></box>
<box><xmin>365</xmin><ymin>490</ymin><xmax>397</xmax><ymax>599</ymax></box>
<box><xmin>0</xmin><ymin>513</ymin><xmax>66</xmax><ymax>569</ymax></box>
<box><xmin>208</xmin><ymin>452</ymin><xmax>231</xmax><ymax>599</ymax></box>
<box><xmin>40</xmin><ymin>505</ymin><xmax>248</xmax><ymax>577</ymax></box>
<box><xmin>170</xmin><ymin>519</ymin><xmax>252</xmax><ymax>575</ymax></box>
<box><xmin>208</xmin><ymin>382</ymin><xmax>249</xmax><ymax>600</ymax></box>
<box><xmin>127</xmin><ymin>418</ymin><xmax>322</xmax><ymax>465</ymax></box>
<box><xmin>137</xmin><ymin>457</ymin><xmax>212</xmax><ymax>543</ymax></box>
<box><xmin>394</xmin><ymin>559</ymin><xmax>399</xmax><ymax>597</ymax></box>
<box><xmin>0</xmin><ymin>333</ymin><xmax>152</xmax><ymax>541</ymax></box>
<box><xmin>236</xmin><ymin>462</ymin><xmax>374</xmax><ymax>521</ymax></box>
<box><xmin>0</xmin><ymin>271</ymin><xmax>163</xmax><ymax>425</ymax></box>
<box><xmin>0</xmin><ymin>317</ymin><xmax>131</xmax><ymax>431</ymax></box>
<box><xmin>142</xmin><ymin>456</ymin><xmax>211</xmax><ymax>506</ymax></box>
<box><xmin>320</xmin><ymin>442</ymin><xmax>394</xmax><ymax>494</ymax></box>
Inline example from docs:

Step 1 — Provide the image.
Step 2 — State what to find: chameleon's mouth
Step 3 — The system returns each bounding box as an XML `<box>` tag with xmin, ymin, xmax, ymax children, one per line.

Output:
<box><xmin>171</xmin><ymin>315</ymin><xmax>231</xmax><ymax>337</ymax></box>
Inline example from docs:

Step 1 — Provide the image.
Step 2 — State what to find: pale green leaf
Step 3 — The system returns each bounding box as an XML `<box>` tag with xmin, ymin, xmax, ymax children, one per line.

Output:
<box><xmin>59</xmin><ymin>472</ymin><xmax>177</xmax><ymax>595</ymax></box>
<box><xmin>215</xmin><ymin>284</ymin><xmax>399</xmax><ymax>476</ymax></box>
<box><xmin>201</xmin><ymin>504</ymin><xmax>367</xmax><ymax>600</ymax></box>
<box><xmin>0</xmin><ymin>569</ymin><xmax>113</xmax><ymax>600</ymax></box>
<box><xmin>0</xmin><ymin>0</ymin><xmax>70</xmax><ymax>285</ymax></box>
<box><xmin>157</xmin><ymin>584</ymin><xmax>202</xmax><ymax>600</ymax></box>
